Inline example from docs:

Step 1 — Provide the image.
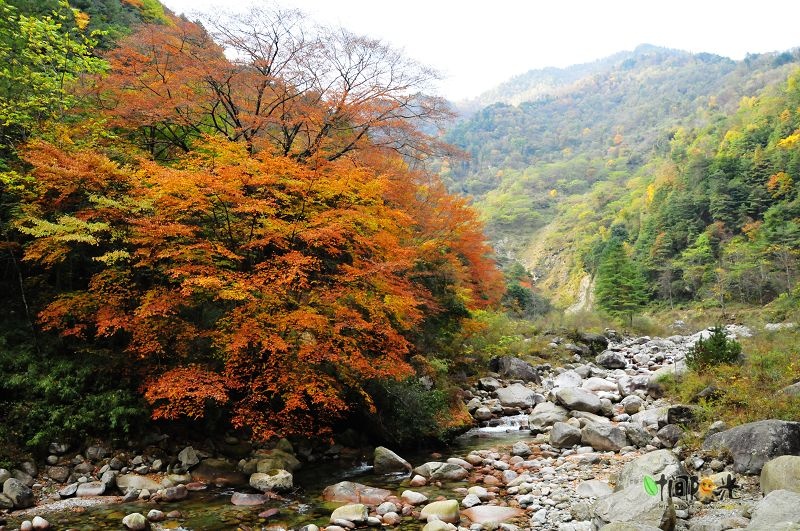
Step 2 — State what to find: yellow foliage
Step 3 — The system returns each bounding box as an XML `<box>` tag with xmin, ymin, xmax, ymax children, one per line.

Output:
<box><xmin>778</xmin><ymin>132</ymin><xmax>800</xmax><ymax>149</ymax></box>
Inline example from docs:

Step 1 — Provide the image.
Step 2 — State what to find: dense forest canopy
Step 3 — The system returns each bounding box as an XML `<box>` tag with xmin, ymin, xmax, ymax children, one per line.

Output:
<box><xmin>445</xmin><ymin>44</ymin><xmax>800</xmax><ymax>311</ymax></box>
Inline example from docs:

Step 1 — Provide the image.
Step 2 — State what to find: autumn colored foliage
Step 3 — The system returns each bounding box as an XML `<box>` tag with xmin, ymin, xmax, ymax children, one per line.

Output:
<box><xmin>15</xmin><ymin>138</ymin><xmax>498</xmax><ymax>439</ymax></box>
<box><xmin>5</xmin><ymin>5</ymin><xmax>500</xmax><ymax>441</ymax></box>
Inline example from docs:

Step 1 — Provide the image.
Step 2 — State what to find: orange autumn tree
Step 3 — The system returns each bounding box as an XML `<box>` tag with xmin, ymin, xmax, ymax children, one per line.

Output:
<box><xmin>97</xmin><ymin>7</ymin><xmax>454</xmax><ymax>162</ymax></box>
<box><xmin>15</xmin><ymin>135</ymin><xmax>497</xmax><ymax>439</ymax></box>
<box><xmin>12</xmin><ymin>7</ymin><xmax>501</xmax><ymax>440</ymax></box>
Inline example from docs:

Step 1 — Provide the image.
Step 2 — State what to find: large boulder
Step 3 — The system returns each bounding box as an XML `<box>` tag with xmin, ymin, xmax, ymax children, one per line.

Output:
<box><xmin>553</xmin><ymin>370</ymin><xmax>584</xmax><ymax>389</ymax></box>
<box><xmin>702</xmin><ymin>419</ymin><xmax>800</xmax><ymax>474</ymax></box>
<box><xmin>489</xmin><ymin>356</ymin><xmax>541</xmax><ymax>383</ymax></box>
<box><xmin>330</xmin><ymin>503</ymin><xmax>368</xmax><ymax>525</ymax></box>
<box><xmin>191</xmin><ymin>459</ymin><xmax>248</xmax><ymax>487</ymax></box>
<box><xmin>576</xmin><ymin>332</ymin><xmax>609</xmax><ymax>354</ymax></box>
<box><xmin>581</xmin><ymin>424</ymin><xmax>628</xmax><ymax>452</ymax></box>
<box><xmin>46</xmin><ymin>465</ymin><xmax>71</xmax><ymax>484</ymax></box>
<box><xmin>576</xmin><ymin>480</ymin><xmax>612</xmax><ymax>499</ymax></box>
<box><xmin>121</xmin><ymin>512</ymin><xmax>149</xmax><ymax>530</ymax></box>
<box><xmin>592</xmin><ymin>484</ymin><xmax>676</xmax><ymax>530</ymax></box>
<box><xmin>2</xmin><ymin>478</ymin><xmax>34</xmax><ymax>508</ymax></box>
<box><xmin>116</xmin><ymin>474</ymin><xmax>163</xmax><ymax>492</ymax></box>
<box><xmin>230</xmin><ymin>492</ymin><xmax>267</xmax><ymax>506</ymax></box>
<box><xmin>461</xmin><ymin>505</ymin><xmax>525</xmax><ymax>524</ymax></box>
<box><xmin>748</xmin><ymin>489</ymin><xmax>800</xmax><ymax>529</ymax></box>
<box><xmin>618</xmin><ymin>375</ymin><xmax>651</xmax><ymax>396</ymax></box>
<box><xmin>596</xmin><ymin>350</ymin><xmax>627</xmax><ymax>369</ymax></box>
<box><xmin>649</xmin><ymin>361</ymin><xmax>687</xmax><ymax>384</ymax></box>
<box><xmin>761</xmin><ymin>455</ymin><xmax>800</xmax><ymax>494</ymax></box>
<box><xmin>255</xmin><ymin>449</ymin><xmax>300</xmax><ymax>472</ymax></box>
<box><xmin>556</xmin><ymin>387</ymin><xmax>602</xmax><ymax>413</ymax></box>
<box><xmin>631</xmin><ymin>407</ymin><xmax>669</xmax><ymax>429</ymax></box>
<box><xmin>177</xmin><ymin>446</ymin><xmax>200</xmax><ymax>469</ymax></box>
<box><xmin>615</xmin><ymin>450</ymin><xmax>687</xmax><ymax>491</ymax></box>
<box><xmin>583</xmin><ymin>377</ymin><xmax>618</xmax><ymax>393</ymax></box>
<box><xmin>550</xmin><ymin>422</ymin><xmax>583</xmax><ymax>448</ymax></box>
<box><xmin>249</xmin><ymin>469</ymin><xmax>293</xmax><ymax>492</ymax></box>
<box><xmin>529</xmin><ymin>401</ymin><xmax>569</xmax><ymax>428</ymax></box>
<box><xmin>321</xmin><ymin>481</ymin><xmax>391</xmax><ymax>504</ymax></box>
<box><xmin>419</xmin><ymin>500</ymin><xmax>460</xmax><ymax>524</ymax></box>
<box><xmin>496</xmin><ymin>383</ymin><xmax>537</xmax><ymax>408</ymax></box>
<box><xmin>373</xmin><ymin>447</ymin><xmax>411</xmax><ymax>474</ymax></box>
<box><xmin>76</xmin><ymin>481</ymin><xmax>106</xmax><ymax>496</ymax></box>
<box><xmin>412</xmin><ymin>462</ymin><xmax>469</xmax><ymax>482</ymax></box>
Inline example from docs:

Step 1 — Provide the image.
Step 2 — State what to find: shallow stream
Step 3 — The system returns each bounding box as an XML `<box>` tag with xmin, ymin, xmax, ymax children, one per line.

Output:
<box><xmin>8</xmin><ymin>421</ymin><xmax>533</xmax><ymax>530</ymax></box>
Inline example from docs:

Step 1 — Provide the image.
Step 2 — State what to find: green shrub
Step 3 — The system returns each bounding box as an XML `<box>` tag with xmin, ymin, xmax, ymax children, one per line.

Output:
<box><xmin>361</xmin><ymin>377</ymin><xmax>454</xmax><ymax>448</ymax></box>
<box><xmin>686</xmin><ymin>325</ymin><xmax>743</xmax><ymax>369</ymax></box>
<box><xmin>0</xmin><ymin>323</ymin><xmax>148</xmax><ymax>459</ymax></box>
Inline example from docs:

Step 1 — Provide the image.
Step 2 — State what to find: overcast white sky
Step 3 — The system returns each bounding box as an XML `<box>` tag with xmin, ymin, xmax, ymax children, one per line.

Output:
<box><xmin>160</xmin><ymin>0</ymin><xmax>800</xmax><ymax>101</ymax></box>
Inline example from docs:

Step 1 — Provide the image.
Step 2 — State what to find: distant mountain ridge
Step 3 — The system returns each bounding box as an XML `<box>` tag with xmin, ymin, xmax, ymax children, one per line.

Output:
<box><xmin>442</xmin><ymin>44</ymin><xmax>800</xmax><ymax>307</ymax></box>
<box><xmin>456</xmin><ymin>44</ymin><xmax>697</xmax><ymax>111</ymax></box>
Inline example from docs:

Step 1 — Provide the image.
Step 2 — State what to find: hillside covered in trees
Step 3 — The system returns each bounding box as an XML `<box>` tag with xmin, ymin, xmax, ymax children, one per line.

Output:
<box><xmin>446</xmin><ymin>44</ymin><xmax>800</xmax><ymax>313</ymax></box>
<box><xmin>0</xmin><ymin>0</ymin><xmax>502</xmax><ymax>457</ymax></box>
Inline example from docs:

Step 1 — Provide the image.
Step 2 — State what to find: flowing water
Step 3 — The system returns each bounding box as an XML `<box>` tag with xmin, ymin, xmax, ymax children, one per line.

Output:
<box><xmin>7</xmin><ymin>419</ymin><xmax>533</xmax><ymax>530</ymax></box>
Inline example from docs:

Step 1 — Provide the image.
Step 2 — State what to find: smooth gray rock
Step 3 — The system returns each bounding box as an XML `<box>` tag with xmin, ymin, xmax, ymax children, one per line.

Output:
<box><xmin>46</xmin><ymin>465</ymin><xmax>71</xmax><ymax>483</ymax></box>
<box><xmin>556</xmin><ymin>387</ymin><xmax>602</xmax><ymax>413</ymax></box>
<box><xmin>657</xmin><ymin>424</ymin><xmax>683</xmax><ymax>448</ymax></box>
<box><xmin>489</xmin><ymin>356</ymin><xmax>541</xmax><ymax>383</ymax></box>
<box><xmin>3</xmin><ymin>478</ymin><xmax>34</xmax><ymax>508</ymax></box>
<box><xmin>761</xmin><ymin>455</ymin><xmax>800</xmax><ymax>494</ymax></box>
<box><xmin>581</xmin><ymin>423</ymin><xmax>628</xmax><ymax>452</ymax></box>
<box><xmin>321</xmin><ymin>481</ymin><xmax>391</xmax><ymax>504</ymax></box>
<box><xmin>592</xmin><ymin>484</ymin><xmax>676</xmax><ymax>529</ymax></box>
<box><xmin>330</xmin><ymin>503</ymin><xmax>368</xmax><ymax>525</ymax></box>
<box><xmin>162</xmin><ymin>484</ymin><xmax>188</xmax><ymax>501</ymax></box>
<box><xmin>553</xmin><ymin>370</ymin><xmax>584</xmax><ymax>389</ymax></box>
<box><xmin>618</xmin><ymin>374</ymin><xmax>651</xmax><ymax>396</ymax></box>
<box><xmin>478</xmin><ymin>377</ymin><xmax>502</xmax><ymax>391</ymax></box>
<box><xmin>511</xmin><ymin>441</ymin><xmax>532</xmax><ymax>457</ymax></box>
<box><xmin>631</xmin><ymin>407</ymin><xmax>669</xmax><ymax>429</ymax></box>
<box><xmin>551</xmin><ymin>422</ymin><xmax>583</xmax><ymax>448</ymax></box>
<box><xmin>702</xmin><ymin>419</ymin><xmax>800</xmax><ymax>474</ymax></box>
<box><xmin>529</xmin><ymin>401</ymin><xmax>569</xmax><ymax>428</ymax></box>
<box><xmin>116</xmin><ymin>474</ymin><xmax>162</xmax><ymax>492</ymax></box>
<box><xmin>412</xmin><ymin>462</ymin><xmax>468</xmax><ymax>481</ymax></box>
<box><xmin>177</xmin><ymin>446</ymin><xmax>200</xmax><ymax>469</ymax></box>
<box><xmin>621</xmin><ymin>395</ymin><xmax>644</xmax><ymax>414</ymax></box>
<box><xmin>576</xmin><ymin>479</ymin><xmax>612</xmax><ymax>498</ymax></box>
<box><xmin>230</xmin><ymin>492</ymin><xmax>267</xmax><ymax>506</ymax></box>
<box><xmin>615</xmin><ymin>449</ymin><xmax>687</xmax><ymax>491</ymax></box>
<box><xmin>76</xmin><ymin>481</ymin><xmax>106</xmax><ymax>497</ymax></box>
<box><xmin>496</xmin><ymin>383</ymin><xmax>537</xmax><ymax>408</ymax></box>
<box><xmin>748</xmin><ymin>489</ymin><xmax>800</xmax><ymax>529</ymax></box>
<box><xmin>58</xmin><ymin>482</ymin><xmax>79</xmax><ymax>498</ymax></box>
<box><xmin>373</xmin><ymin>446</ymin><xmax>411</xmax><ymax>474</ymax></box>
<box><xmin>596</xmin><ymin>350</ymin><xmax>627</xmax><ymax>369</ymax></box>
<box><xmin>121</xmin><ymin>512</ymin><xmax>148</xmax><ymax>530</ymax></box>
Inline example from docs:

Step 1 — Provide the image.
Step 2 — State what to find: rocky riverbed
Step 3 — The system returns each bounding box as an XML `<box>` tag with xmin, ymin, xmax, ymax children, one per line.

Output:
<box><xmin>3</xmin><ymin>325</ymin><xmax>800</xmax><ymax>530</ymax></box>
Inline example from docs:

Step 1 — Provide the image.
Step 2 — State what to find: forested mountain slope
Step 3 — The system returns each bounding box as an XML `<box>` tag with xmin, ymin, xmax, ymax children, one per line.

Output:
<box><xmin>445</xmin><ymin>45</ymin><xmax>800</xmax><ymax>310</ymax></box>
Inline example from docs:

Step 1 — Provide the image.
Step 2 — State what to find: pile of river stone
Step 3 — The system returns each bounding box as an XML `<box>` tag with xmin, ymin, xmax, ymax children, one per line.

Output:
<box><xmin>306</xmin><ymin>324</ymin><xmax>800</xmax><ymax>531</ymax></box>
<box><xmin>5</xmin><ymin>324</ymin><xmax>800</xmax><ymax>530</ymax></box>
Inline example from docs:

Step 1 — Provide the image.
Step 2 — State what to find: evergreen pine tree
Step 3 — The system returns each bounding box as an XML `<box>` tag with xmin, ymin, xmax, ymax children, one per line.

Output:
<box><xmin>595</xmin><ymin>238</ymin><xmax>649</xmax><ymax>324</ymax></box>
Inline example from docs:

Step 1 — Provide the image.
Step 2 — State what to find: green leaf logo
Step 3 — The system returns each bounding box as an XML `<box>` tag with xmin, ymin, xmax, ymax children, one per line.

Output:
<box><xmin>643</xmin><ymin>475</ymin><xmax>658</xmax><ymax>496</ymax></box>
